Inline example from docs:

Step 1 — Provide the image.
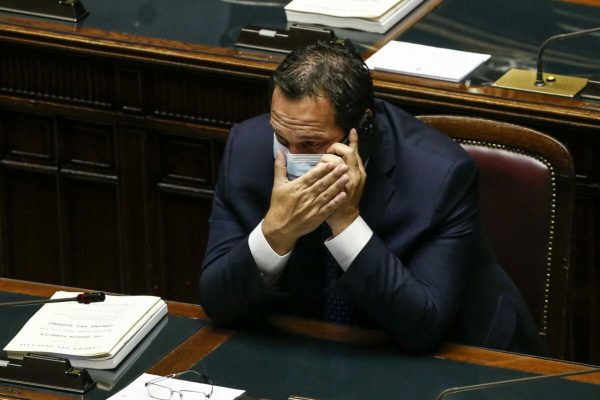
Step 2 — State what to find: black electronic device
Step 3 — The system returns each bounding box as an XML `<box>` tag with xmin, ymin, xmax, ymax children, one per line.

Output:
<box><xmin>0</xmin><ymin>292</ymin><xmax>104</xmax><ymax>392</ymax></box>
<box><xmin>0</xmin><ymin>0</ymin><xmax>88</xmax><ymax>22</ymax></box>
<box><xmin>0</xmin><ymin>354</ymin><xmax>95</xmax><ymax>393</ymax></box>
<box><xmin>580</xmin><ymin>75</ymin><xmax>600</xmax><ymax>101</ymax></box>
<box><xmin>235</xmin><ymin>24</ymin><xmax>335</xmax><ymax>54</ymax></box>
<box><xmin>356</xmin><ymin>112</ymin><xmax>381</xmax><ymax>161</ymax></box>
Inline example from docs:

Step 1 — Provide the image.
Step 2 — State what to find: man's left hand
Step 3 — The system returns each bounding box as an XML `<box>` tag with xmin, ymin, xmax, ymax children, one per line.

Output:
<box><xmin>323</xmin><ymin>129</ymin><xmax>366</xmax><ymax>236</ymax></box>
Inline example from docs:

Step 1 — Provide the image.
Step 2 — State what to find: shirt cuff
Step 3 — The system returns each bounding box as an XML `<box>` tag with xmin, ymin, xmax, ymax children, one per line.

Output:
<box><xmin>248</xmin><ymin>220</ymin><xmax>290</xmax><ymax>285</ymax></box>
<box><xmin>325</xmin><ymin>216</ymin><xmax>373</xmax><ymax>271</ymax></box>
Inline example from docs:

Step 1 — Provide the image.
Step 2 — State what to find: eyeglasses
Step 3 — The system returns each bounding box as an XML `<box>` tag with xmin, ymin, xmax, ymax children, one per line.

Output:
<box><xmin>145</xmin><ymin>370</ymin><xmax>213</xmax><ymax>400</ymax></box>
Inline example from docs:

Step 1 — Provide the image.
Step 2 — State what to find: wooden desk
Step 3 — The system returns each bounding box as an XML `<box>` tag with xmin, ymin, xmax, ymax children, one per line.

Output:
<box><xmin>0</xmin><ymin>0</ymin><xmax>598</xmax><ymax>364</ymax></box>
<box><xmin>1</xmin><ymin>278</ymin><xmax>600</xmax><ymax>400</ymax></box>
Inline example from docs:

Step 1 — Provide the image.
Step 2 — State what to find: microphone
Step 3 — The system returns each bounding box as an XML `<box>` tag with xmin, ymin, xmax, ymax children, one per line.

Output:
<box><xmin>494</xmin><ymin>26</ymin><xmax>600</xmax><ymax>97</ymax></box>
<box><xmin>0</xmin><ymin>292</ymin><xmax>105</xmax><ymax>307</ymax></box>
<box><xmin>435</xmin><ymin>366</ymin><xmax>600</xmax><ymax>399</ymax></box>
<box><xmin>534</xmin><ymin>27</ymin><xmax>600</xmax><ymax>87</ymax></box>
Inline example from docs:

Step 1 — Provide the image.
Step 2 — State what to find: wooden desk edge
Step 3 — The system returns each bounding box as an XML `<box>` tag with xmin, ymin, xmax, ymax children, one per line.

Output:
<box><xmin>2</xmin><ymin>277</ymin><xmax>599</xmax><ymax>386</ymax></box>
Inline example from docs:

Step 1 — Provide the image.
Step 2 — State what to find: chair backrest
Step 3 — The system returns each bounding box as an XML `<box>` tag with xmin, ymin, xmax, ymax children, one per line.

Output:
<box><xmin>417</xmin><ymin>115</ymin><xmax>575</xmax><ymax>359</ymax></box>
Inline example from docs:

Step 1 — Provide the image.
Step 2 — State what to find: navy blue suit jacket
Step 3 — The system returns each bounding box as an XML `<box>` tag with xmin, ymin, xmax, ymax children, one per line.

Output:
<box><xmin>200</xmin><ymin>99</ymin><xmax>543</xmax><ymax>355</ymax></box>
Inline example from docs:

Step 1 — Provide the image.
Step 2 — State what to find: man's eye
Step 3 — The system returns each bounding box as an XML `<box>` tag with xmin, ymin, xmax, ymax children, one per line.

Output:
<box><xmin>275</xmin><ymin>135</ymin><xmax>289</xmax><ymax>147</ymax></box>
<box><xmin>306</xmin><ymin>142</ymin><xmax>320</xmax><ymax>148</ymax></box>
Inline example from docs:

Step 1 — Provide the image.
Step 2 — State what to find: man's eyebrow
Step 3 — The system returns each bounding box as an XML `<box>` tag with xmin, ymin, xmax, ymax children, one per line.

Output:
<box><xmin>296</xmin><ymin>133</ymin><xmax>328</xmax><ymax>141</ymax></box>
<box><xmin>275</xmin><ymin>129</ymin><xmax>326</xmax><ymax>141</ymax></box>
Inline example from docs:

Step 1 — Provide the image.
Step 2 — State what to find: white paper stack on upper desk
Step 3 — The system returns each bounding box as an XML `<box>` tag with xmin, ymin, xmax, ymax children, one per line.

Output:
<box><xmin>284</xmin><ymin>0</ymin><xmax>425</xmax><ymax>34</ymax></box>
<box><xmin>3</xmin><ymin>291</ymin><xmax>167</xmax><ymax>370</ymax></box>
<box><xmin>366</xmin><ymin>41</ymin><xmax>491</xmax><ymax>82</ymax></box>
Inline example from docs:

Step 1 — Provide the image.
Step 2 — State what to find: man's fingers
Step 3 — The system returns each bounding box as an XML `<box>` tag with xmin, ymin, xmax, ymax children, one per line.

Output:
<box><xmin>299</xmin><ymin>162</ymin><xmax>344</xmax><ymax>188</ymax></box>
<box><xmin>319</xmin><ymin>191</ymin><xmax>348</xmax><ymax>216</ymax></box>
<box><xmin>319</xmin><ymin>153</ymin><xmax>344</xmax><ymax>165</ymax></box>
<box><xmin>273</xmin><ymin>149</ymin><xmax>288</xmax><ymax>183</ymax></box>
<box><xmin>314</xmin><ymin>173</ymin><xmax>349</xmax><ymax>204</ymax></box>
<box><xmin>326</xmin><ymin>129</ymin><xmax>360</xmax><ymax>164</ymax></box>
<box><xmin>307</xmin><ymin>164</ymin><xmax>348</xmax><ymax>195</ymax></box>
<box><xmin>348</xmin><ymin>128</ymin><xmax>359</xmax><ymax>152</ymax></box>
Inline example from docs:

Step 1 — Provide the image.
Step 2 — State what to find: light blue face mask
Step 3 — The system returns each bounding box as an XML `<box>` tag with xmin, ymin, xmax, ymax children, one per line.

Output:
<box><xmin>273</xmin><ymin>133</ymin><xmax>324</xmax><ymax>180</ymax></box>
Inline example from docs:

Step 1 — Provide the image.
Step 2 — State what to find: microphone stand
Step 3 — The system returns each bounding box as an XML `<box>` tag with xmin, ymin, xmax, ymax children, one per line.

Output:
<box><xmin>0</xmin><ymin>291</ymin><xmax>105</xmax><ymax>307</ymax></box>
<box><xmin>435</xmin><ymin>366</ymin><xmax>600</xmax><ymax>399</ymax></box>
<box><xmin>535</xmin><ymin>27</ymin><xmax>600</xmax><ymax>87</ymax></box>
<box><xmin>494</xmin><ymin>26</ymin><xmax>600</xmax><ymax>97</ymax></box>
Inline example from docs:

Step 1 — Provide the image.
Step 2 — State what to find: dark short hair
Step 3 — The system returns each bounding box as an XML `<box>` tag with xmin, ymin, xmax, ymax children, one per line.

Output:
<box><xmin>271</xmin><ymin>41</ymin><xmax>374</xmax><ymax>132</ymax></box>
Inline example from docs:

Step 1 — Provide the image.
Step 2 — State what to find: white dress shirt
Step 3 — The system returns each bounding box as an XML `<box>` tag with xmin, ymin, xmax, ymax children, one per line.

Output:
<box><xmin>248</xmin><ymin>217</ymin><xmax>373</xmax><ymax>286</ymax></box>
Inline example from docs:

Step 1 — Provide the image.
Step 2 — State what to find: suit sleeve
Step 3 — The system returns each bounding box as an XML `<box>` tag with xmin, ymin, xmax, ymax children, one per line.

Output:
<box><xmin>199</xmin><ymin>126</ymin><xmax>281</xmax><ymax>326</ymax></box>
<box><xmin>338</xmin><ymin>157</ymin><xmax>483</xmax><ymax>353</ymax></box>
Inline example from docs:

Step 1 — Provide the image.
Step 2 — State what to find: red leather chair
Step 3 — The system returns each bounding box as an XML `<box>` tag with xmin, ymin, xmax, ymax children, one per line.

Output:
<box><xmin>417</xmin><ymin>115</ymin><xmax>575</xmax><ymax>359</ymax></box>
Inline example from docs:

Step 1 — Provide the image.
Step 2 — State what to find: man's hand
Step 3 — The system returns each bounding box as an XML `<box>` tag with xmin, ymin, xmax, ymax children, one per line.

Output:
<box><xmin>262</xmin><ymin>150</ymin><xmax>350</xmax><ymax>255</ymax></box>
<box><xmin>324</xmin><ymin>129</ymin><xmax>366</xmax><ymax>236</ymax></box>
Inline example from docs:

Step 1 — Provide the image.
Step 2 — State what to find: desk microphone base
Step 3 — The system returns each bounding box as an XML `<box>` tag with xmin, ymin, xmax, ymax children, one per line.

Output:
<box><xmin>494</xmin><ymin>68</ymin><xmax>587</xmax><ymax>97</ymax></box>
<box><xmin>0</xmin><ymin>354</ymin><xmax>95</xmax><ymax>394</ymax></box>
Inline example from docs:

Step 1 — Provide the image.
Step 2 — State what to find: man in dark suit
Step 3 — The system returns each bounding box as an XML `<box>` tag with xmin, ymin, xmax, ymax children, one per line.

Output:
<box><xmin>200</xmin><ymin>41</ymin><xmax>543</xmax><ymax>355</ymax></box>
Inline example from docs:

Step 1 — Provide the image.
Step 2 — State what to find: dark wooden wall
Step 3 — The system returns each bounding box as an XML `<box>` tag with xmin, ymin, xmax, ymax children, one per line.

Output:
<box><xmin>0</xmin><ymin>41</ymin><xmax>271</xmax><ymax>303</ymax></box>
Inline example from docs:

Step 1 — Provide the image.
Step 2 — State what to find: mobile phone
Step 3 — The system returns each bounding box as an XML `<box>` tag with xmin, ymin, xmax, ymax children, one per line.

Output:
<box><xmin>356</xmin><ymin>112</ymin><xmax>381</xmax><ymax>160</ymax></box>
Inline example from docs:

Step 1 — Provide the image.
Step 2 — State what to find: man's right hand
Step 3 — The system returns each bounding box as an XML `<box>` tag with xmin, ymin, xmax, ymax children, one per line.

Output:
<box><xmin>262</xmin><ymin>149</ymin><xmax>349</xmax><ymax>255</ymax></box>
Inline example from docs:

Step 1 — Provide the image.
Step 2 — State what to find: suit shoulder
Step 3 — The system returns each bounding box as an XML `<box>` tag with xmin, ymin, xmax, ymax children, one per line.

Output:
<box><xmin>225</xmin><ymin>113</ymin><xmax>273</xmax><ymax>158</ymax></box>
<box><xmin>229</xmin><ymin>113</ymin><xmax>271</xmax><ymax>140</ymax></box>
<box><xmin>375</xmin><ymin>99</ymin><xmax>473</xmax><ymax>167</ymax></box>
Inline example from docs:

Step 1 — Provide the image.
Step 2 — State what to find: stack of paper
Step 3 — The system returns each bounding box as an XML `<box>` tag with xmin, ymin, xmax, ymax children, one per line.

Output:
<box><xmin>366</xmin><ymin>41</ymin><xmax>491</xmax><ymax>82</ymax></box>
<box><xmin>284</xmin><ymin>0</ymin><xmax>426</xmax><ymax>34</ymax></box>
<box><xmin>87</xmin><ymin>317</ymin><xmax>168</xmax><ymax>391</ymax></box>
<box><xmin>3</xmin><ymin>291</ymin><xmax>168</xmax><ymax>370</ymax></box>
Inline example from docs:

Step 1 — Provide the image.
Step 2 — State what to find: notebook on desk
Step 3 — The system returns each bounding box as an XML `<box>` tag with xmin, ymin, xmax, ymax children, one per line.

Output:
<box><xmin>4</xmin><ymin>291</ymin><xmax>167</xmax><ymax>369</ymax></box>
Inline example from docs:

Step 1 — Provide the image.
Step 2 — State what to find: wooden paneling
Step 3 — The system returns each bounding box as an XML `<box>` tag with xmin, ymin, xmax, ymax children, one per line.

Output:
<box><xmin>0</xmin><ymin>44</ymin><xmax>114</xmax><ymax>107</ymax></box>
<box><xmin>147</xmin><ymin>129</ymin><xmax>221</xmax><ymax>302</ymax></box>
<box><xmin>0</xmin><ymin>111</ymin><xmax>60</xmax><ymax>282</ymax></box>
<box><xmin>117</xmin><ymin>127</ymin><xmax>150</xmax><ymax>294</ymax></box>
<box><xmin>0</xmin><ymin>170</ymin><xmax>60</xmax><ymax>282</ymax></box>
<box><xmin>60</xmin><ymin>178</ymin><xmax>120</xmax><ymax>289</ymax></box>
<box><xmin>155</xmin><ymin>194</ymin><xmax>212</xmax><ymax>302</ymax></box>
<box><xmin>0</xmin><ymin>103</ymin><xmax>229</xmax><ymax>301</ymax></box>
<box><xmin>571</xmin><ymin>184</ymin><xmax>600</xmax><ymax>362</ymax></box>
<box><xmin>150</xmin><ymin>69</ymin><xmax>269</xmax><ymax>126</ymax></box>
<box><xmin>3</xmin><ymin>112</ymin><xmax>54</xmax><ymax>161</ymax></box>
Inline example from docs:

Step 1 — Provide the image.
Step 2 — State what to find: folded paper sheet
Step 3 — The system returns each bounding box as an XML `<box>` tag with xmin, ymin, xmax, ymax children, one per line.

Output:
<box><xmin>366</xmin><ymin>41</ymin><xmax>491</xmax><ymax>82</ymax></box>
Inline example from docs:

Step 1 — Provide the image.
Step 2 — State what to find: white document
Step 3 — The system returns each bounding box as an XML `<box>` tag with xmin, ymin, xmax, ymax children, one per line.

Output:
<box><xmin>67</xmin><ymin>302</ymin><xmax>167</xmax><ymax>369</ymax></box>
<box><xmin>107</xmin><ymin>373</ymin><xmax>245</xmax><ymax>400</ymax></box>
<box><xmin>285</xmin><ymin>0</ymin><xmax>424</xmax><ymax>34</ymax></box>
<box><xmin>285</xmin><ymin>0</ymin><xmax>405</xmax><ymax>19</ymax></box>
<box><xmin>4</xmin><ymin>291</ymin><xmax>165</xmax><ymax>360</ymax></box>
<box><xmin>88</xmin><ymin>316</ymin><xmax>168</xmax><ymax>391</ymax></box>
<box><xmin>365</xmin><ymin>41</ymin><xmax>491</xmax><ymax>82</ymax></box>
